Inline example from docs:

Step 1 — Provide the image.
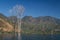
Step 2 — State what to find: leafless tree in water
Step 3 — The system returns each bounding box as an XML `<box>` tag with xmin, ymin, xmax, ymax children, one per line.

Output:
<box><xmin>9</xmin><ymin>4</ymin><xmax>25</xmax><ymax>40</ymax></box>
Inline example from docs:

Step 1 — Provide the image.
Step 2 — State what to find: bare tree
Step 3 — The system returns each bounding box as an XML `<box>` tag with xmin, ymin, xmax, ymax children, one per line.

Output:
<box><xmin>9</xmin><ymin>4</ymin><xmax>25</xmax><ymax>40</ymax></box>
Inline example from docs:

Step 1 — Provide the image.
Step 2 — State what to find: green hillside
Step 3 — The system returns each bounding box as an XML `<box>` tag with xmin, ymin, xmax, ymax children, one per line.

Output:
<box><xmin>0</xmin><ymin>13</ymin><xmax>60</xmax><ymax>34</ymax></box>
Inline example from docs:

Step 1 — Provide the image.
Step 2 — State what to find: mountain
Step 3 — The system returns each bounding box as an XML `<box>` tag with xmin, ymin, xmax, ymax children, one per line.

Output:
<box><xmin>0</xmin><ymin>13</ymin><xmax>60</xmax><ymax>34</ymax></box>
<box><xmin>22</xmin><ymin>16</ymin><xmax>60</xmax><ymax>34</ymax></box>
<box><xmin>0</xmin><ymin>13</ymin><xmax>13</xmax><ymax>32</ymax></box>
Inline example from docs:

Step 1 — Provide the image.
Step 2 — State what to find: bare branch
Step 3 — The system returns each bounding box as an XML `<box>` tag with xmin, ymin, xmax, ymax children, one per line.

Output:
<box><xmin>9</xmin><ymin>5</ymin><xmax>25</xmax><ymax>16</ymax></box>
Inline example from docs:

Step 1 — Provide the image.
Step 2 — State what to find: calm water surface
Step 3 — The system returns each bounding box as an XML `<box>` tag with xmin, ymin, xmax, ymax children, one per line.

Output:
<box><xmin>0</xmin><ymin>33</ymin><xmax>60</xmax><ymax>40</ymax></box>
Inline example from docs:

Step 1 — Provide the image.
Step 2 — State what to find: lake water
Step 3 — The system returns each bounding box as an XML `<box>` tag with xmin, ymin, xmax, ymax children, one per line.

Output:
<box><xmin>0</xmin><ymin>33</ymin><xmax>60</xmax><ymax>40</ymax></box>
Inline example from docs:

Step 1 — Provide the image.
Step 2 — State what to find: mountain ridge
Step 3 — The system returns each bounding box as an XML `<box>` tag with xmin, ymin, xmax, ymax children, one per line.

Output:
<box><xmin>0</xmin><ymin>13</ymin><xmax>60</xmax><ymax>34</ymax></box>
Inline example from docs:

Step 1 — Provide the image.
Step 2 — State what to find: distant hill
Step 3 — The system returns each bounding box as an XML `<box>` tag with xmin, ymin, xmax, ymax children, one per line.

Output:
<box><xmin>0</xmin><ymin>13</ymin><xmax>60</xmax><ymax>34</ymax></box>
<box><xmin>22</xmin><ymin>16</ymin><xmax>60</xmax><ymax>34</ymax></box>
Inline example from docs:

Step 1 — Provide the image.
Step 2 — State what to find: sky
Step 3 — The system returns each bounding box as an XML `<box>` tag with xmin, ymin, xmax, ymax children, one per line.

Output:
<box><xmin>0</xmin><ymin>0</ymin><xmax>60</xmax><ymax>18</ymax></box>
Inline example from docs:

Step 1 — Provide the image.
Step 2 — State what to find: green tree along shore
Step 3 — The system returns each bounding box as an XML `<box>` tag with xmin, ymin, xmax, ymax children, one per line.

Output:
<box><xmin>0</xmin><ymin>13</ymin><xmax>60</xmax><ymax>34</ymax></box>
